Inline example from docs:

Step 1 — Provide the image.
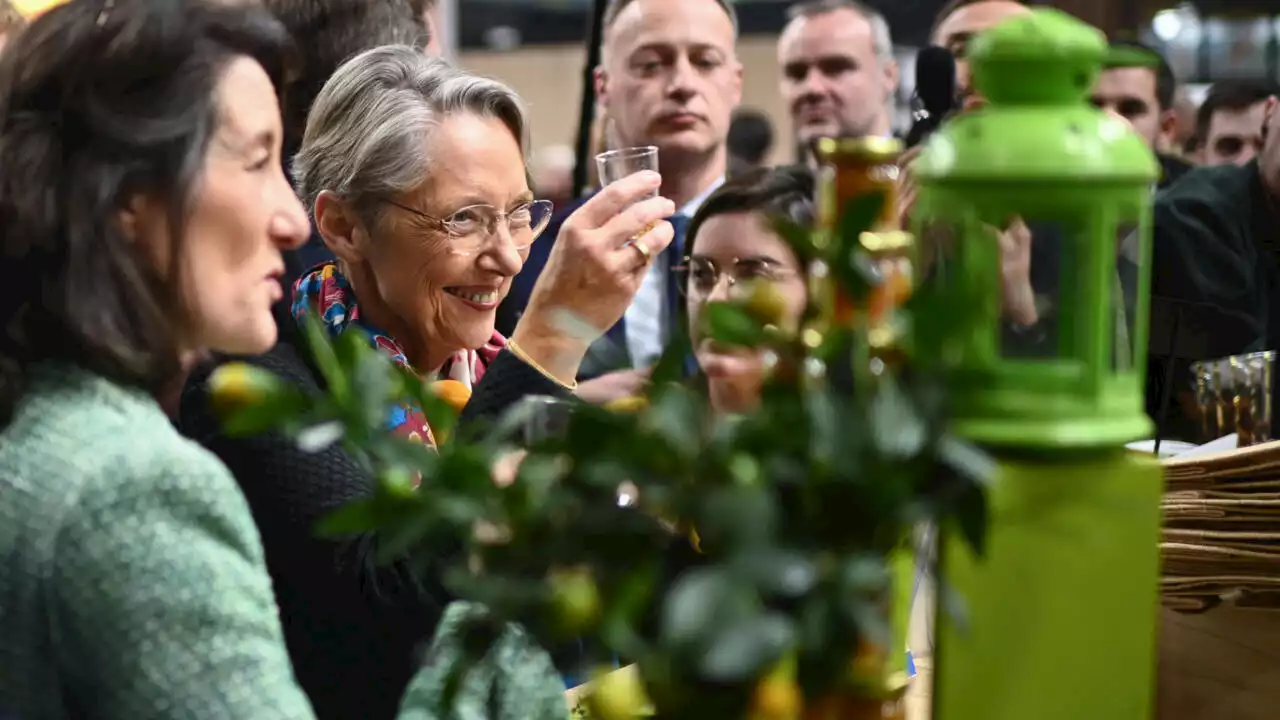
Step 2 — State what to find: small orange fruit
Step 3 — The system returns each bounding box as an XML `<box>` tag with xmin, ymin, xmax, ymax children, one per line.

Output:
<box><xmin>587</xmin><ymin>665</ymin><xmax>650</xmax><ymax>720</ymax></box>
<box><xmin>548</xmin><ymin>567</ymin><xmax>602</xmax><ymax>637</ymax></box>
<box><xmin>207</xmin><ymin>362</ymin><xmax>288</xmax><ymax>420</ymax></box>
<box><xmin>429</xmin><ymin>379</ymin><xmax>471</xmax><ymax>413</ymax></box>
<box><xmin>603</xmin><ymin>395</ymin><xmax>648</xmax><ymax>414</ymax></box>
<box><xmin>750</xmin><ymin>676</ymin><xmax>802</xmax><ymax>720</ymax></box>
<box><xmin>742</xmin><ymin>280</ymin><xmax>789</xmax><ymax>327</ymax></box>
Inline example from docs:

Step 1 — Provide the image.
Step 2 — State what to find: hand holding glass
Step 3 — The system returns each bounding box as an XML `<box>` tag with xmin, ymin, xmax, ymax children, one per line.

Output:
<box><xmin>596</xmin><ymin>146</ymin><xmax>661</xmax><ymax>240</ymax></box>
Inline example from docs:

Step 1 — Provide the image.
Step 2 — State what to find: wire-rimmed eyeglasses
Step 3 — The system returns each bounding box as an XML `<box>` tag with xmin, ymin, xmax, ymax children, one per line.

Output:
<box><xmin>382</xmin><ymin>198</ymin><xmax>555</xmax><ymax>255</ymax></box>
<box><xmin>672</xmin><ymin>256</ymin><xmax>799</xmax><ymax>298</ymax></box>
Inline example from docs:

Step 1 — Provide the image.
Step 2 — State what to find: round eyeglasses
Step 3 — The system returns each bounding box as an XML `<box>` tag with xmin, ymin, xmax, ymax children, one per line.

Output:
<box><xmin>382</xmin><ymin>198</ymin><xmax>555</xmax><ymax>255</ymax></box>
<box><xmin>672</xmin><ymin>256</ymin><xmax>799</xmax><ymax>298</ymax></box>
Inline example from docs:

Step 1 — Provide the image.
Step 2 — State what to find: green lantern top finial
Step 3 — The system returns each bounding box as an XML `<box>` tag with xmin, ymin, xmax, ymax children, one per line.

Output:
<box><xmin>969</xmin><ymin>8</ymin><xmax>1107</xmax><ymax>106</ymax></box>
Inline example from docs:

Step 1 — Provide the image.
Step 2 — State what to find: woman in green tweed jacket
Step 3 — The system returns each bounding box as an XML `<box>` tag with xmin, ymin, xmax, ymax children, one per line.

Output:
<box><xmin>0</xmin><ymin>2</ymin><xmax>567</xmax><ymax>719</ymax></box>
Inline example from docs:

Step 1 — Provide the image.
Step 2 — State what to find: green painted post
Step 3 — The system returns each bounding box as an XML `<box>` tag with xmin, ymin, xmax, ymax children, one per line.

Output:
<box><xmin>911</xmin><ymin>9</ymin><xmax>1164</xmax><ymax>720</ymax></box>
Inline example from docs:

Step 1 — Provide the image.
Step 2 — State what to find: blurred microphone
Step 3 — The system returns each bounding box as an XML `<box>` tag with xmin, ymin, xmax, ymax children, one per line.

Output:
<box><xmin>906</xmin><ymin>46</ymin><xmax>957</xmax><ymax>148</ymax></box>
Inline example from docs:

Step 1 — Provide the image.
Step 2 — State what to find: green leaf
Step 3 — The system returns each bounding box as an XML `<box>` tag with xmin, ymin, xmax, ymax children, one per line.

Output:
<box><xmin>937</xmin><ymin>434</ymin><xmax>996</xmax><ymax>486</ymax></box>
<box><xmin>393</xmin><ymin>364</ymin><xmax>461</xmax><ymax>445</ymax></box>
<box><xmin>953</xmin><ymin>480</ymin><xmax>990</xmax><ymax>557</ymax></box>
<box><xmin>642</xmin><ymin>386</ymin><xmax>702</xmax><ymax>461</ymax></box>
<box><xmin>701</xmin><ymin>301</ymin><xmax>766</xmax><ymax>348</ymax></box>
<box><xmin>651</xmin><ymin>322</ymin><xmax>694</xmax><ymax>388</ymax></box>
<box><xmin>301</xmin><ymin>312</ymin><xmax>350</xmax><ymax>405</ymax></box>
<box><xmin>697</xmin><ymin>485</ymin><xmax>776</xmax><ymax>551</ymax></box>
<box><xmin>697</xmin><ymin>612</ymin><xmax>795</xmax><ymax>682</ymax></box>
<box><xmin>745</xmin><ymin>549</ymin><xmax>817</xmax><ymax>598</ymax></box>
<box><xmin>350</xmin><ymin>342</ymin><xmax>397</xmax><ymax>431</ymax></box>
<box><xmin>832</xmin><ymin>193</ymin><xmax>888</xmax><ymax>301</ymax></box>
<box><xmin>661</xmin><ymin>567</ymin><xmax>735</xmax><ymax>649</ymax></box>
<box><xmin>848</xmin><ymin>597</ymin><xmax>891</xmax><ymax>650</ymax></box>
<box><xmin>869</xmin><ymin>379</ymin><xmax>927</xmax><ymax>458</ymax></box>
<box><xmin>838</xmin><ymin>193</ymin><xmax>886</xmax><ymax>248</ymax></box>
<box><xmin>770</xmin><ymin>215</ymin><xmax>820</xmax><ymax>264</ymax></box>
<box><xmin>839</xmin><ymin>554</ymin><xmax>890</xmax><ymax>598</ymax></box>
<box><xmin>219</xmin><ymin>386</ymin><xmax>313</xmax><ymax>436</ymax></box>
<box><xmin>315</xmin><ymin>497</ymin><xmax>384</xmax><ymax>537</ymax></box>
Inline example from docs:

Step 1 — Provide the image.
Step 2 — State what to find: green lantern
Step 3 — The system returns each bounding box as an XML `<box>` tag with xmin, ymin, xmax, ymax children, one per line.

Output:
<box><xmin>914</xmin><ymin>10</ymin><xmax>1166</xmax><ymax>720</ymax></box>
<box><xmin>911</xmin><ymin>8</ymin><xmax>1159</xmax><ymax>449</ymax></box>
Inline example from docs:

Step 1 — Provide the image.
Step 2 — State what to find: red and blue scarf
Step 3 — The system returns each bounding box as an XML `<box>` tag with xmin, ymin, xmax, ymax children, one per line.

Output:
<box><xmin>292</xmin><ymin>263</ymin><xmax>504</xmax><ymax>448</ymax></box>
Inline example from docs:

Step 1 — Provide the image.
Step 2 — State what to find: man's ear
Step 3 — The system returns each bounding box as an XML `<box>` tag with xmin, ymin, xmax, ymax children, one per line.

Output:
<box><xmin>1158</xmin><ymin>108</ymin><xmax>1179</xmax><ymax>151</ymax></box>
<box><xmin>883</xmin><ymin>58</ymin><xmax>900</xmax><ymax>106</ymax></box>
<box><xmin>594</xmin><ymin>66</ymin><xmax>608</xmax><ymax>107</ymax></box>
<box><xmin>313</xmin><ymin>190</ymin><xmax>365</xmax><ymax>265</ymax></box>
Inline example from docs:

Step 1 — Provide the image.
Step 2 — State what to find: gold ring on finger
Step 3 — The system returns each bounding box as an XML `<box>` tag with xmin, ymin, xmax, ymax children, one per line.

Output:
<box><xmin>631</xmin><ymin>240</ymin><xmax>653</xmax><ymax>267</ymax></box>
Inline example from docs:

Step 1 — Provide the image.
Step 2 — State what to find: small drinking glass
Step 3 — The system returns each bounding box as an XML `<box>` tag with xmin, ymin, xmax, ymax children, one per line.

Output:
<box><xmin>595</xmin><ymin>145</ymin><xmax>659</xmax><ymax>193</ymax></box>
<box><xmin>596</xmin><ymin>146</ymin><xmax>660</xmax><ymax>241</ymax></box>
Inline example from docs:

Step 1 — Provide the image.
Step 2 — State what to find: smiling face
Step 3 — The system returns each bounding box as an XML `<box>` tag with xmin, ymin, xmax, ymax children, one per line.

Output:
<box><xmin>348</xmin><ymin>113</ymin><xmax>530</xmax><ymax>371</ymax></box>
<box><xmin>778</xmin><ymin>7</ymin><xmax>897</xmax><ymax>144</ymax></box>
<box><xmin>141</xmin><ymin>56</ymin><xmax>308</xmax><ymax>356</ymax></box>
<box><xmin>596</xmin><ymin>0</ymin><xmax>742</xmax><ymax>164</ymax></box>
<box><xmin>686</xmin><ymin>211</ymin><xmax>807</xmax><ymax>415</ymax></box>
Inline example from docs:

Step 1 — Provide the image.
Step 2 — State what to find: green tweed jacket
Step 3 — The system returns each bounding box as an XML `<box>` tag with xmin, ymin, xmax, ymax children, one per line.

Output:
<box><xmin>0</xmin><ymin>365</ymin><xmax>568</xmax><ymax>720</ymax></box>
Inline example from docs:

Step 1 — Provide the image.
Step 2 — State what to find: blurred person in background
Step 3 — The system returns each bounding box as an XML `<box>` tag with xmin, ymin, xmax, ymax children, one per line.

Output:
<box><xmin>1193</xmin><ymin>78</ymin><xmax>1279</xmax><ymax>167</ymax></box>
<box><xmin>777</xmin><ymin>0</ymin><xmax>897</xmax><ymax>154</ymax></box>
<box><xmin>0</xmin><ymin>0</ymin><xmax>21</xmax><ymax>53</ymax></box>
<box><xmin>931</xmin><ymin>0</ymin><xmax>1029</xmax><ymax>112</ymax></box>
<box><xmin>1171</xmin><ymin>86</ymin><xmax>1200</xmax><ymax>157</ymax></box>
<box><xmin>727</xmin><ymin>107</ymin><xmax>774</xmax><ymax>175</ymax></box>
<box><xmin>1142</xmin><ymin>88</ymin><xmax>1280</xmax><ymax>436</ymax></box>
<box><xmin>531</xmin><ymin>143</ymin><xmax>577</xmax><ymax>207</ymax></box>
<box><xmin>681</xmin><ymin>166</ymin><xmax>812</xmax><ymax>414</ymax></box>
<box><xmin>500</xmin><ymin>0</ymin><xmax>742</xmax><ymax>404</ymax></box>
<box><xmin>264</xmin><ymin>0</ymin><xmax>430</xmax><ymax>281</ymax></box>
<box><xmin>1092</xmin><ymin>41</ymin><xmax>1191</xmax><ymax>189</ymax></box>
<box><xmin>0</xmin><ymin>3</ymin><xmax>565</xmax><ymax>719</ymax></box>
<box><xmin>413</xmin><ymin>0</ymin><xmax>442</xmax><ymax>55</ymax></box>
<box><xmin>180</xmin><ymin>46</ymin><xmax>673</xmax><ymax>718</ymax></box>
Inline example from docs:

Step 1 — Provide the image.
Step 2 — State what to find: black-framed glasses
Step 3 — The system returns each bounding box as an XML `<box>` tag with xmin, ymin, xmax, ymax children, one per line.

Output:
<box><xmin>382</xmin><ymin>198</ymin><xmax>554</xmax><ymax>255</ymax></box>
<box><xmin>672</xmin><ymin>256</ymin><xmax>799</xmax><ymax>298</ymax></box>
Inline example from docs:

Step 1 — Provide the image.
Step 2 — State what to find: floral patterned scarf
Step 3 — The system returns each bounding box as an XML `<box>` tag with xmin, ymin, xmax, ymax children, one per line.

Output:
<box><xmin>292</xmin><ymin>263</ymin><xmax>504</xmax><ymax>448</ymax></box>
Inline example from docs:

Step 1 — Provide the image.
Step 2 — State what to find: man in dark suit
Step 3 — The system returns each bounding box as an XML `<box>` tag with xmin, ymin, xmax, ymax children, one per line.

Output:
<box><xmin>1091</xmin><ymin>40</ymin><xmax>1193</xmax><ymax>190</ymax></box>
<box><xmin>1134</xmin><ymin>88</ymin><xmax>1279</xmax><ymax>438</ymax></box>
<box><xmin>500</xmin><ymin>0</ymin><xmax>742</xmax><ymax>403</ymax></box>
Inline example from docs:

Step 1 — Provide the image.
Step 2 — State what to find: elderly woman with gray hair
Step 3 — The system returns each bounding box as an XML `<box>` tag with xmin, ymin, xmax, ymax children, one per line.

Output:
<box><xmin>179</xmin><ymin>46</ymin><xmax>674</xmax><ymax>720</ymax></box>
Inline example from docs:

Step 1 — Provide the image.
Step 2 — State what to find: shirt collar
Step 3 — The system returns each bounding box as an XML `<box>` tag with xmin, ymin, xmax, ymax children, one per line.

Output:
<box><xmin>678</xmin><ymin>175</ymin><xmax>726</xmax><ymax>218</ymax></box>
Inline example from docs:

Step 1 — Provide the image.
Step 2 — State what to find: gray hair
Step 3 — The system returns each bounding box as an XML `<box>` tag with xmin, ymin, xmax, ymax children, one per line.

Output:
<box><xmin>788</xmin><ymin>0</ymin><xmax>894</xmax><ymax>66</ymax></box>
<box><xmin>293</xmin><ymin>45</ymin><xmax>529</xmax><ymax>225</ymax></box>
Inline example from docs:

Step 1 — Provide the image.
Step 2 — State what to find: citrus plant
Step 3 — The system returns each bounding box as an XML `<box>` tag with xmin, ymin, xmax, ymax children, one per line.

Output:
<box><xmin>210</xmin><ymin>192</ymin><xmax>992</xmax><ymax>720</ymax></box>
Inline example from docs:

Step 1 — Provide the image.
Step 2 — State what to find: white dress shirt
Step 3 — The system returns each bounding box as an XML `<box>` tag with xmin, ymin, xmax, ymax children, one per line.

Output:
<box><xmin>623</xmin><ymin>176</ymin><xmax>725</xmax><ymax>368</ymax></box>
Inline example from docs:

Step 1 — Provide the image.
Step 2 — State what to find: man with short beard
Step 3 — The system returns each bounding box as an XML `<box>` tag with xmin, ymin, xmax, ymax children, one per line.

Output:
<box><xmin>777</xmin><ymin>0</ymin><xmax>898</xmax><ymax>153</ymax></box>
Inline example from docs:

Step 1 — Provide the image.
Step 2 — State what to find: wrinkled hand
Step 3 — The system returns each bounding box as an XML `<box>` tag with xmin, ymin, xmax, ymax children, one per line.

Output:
<box><xmin>574</xmin><ymin>367</ymin><xmax>651</xmax><ymax>405</ymax></box>
<box><xmin>997</xmin><ymin>218</ymin><xmax>1037</xmax><ymax>326</ymax></box>
<box><xmin>510</xmin><ymin>172</ymin><xmax>676</xmax><ymax>385</ymax></box>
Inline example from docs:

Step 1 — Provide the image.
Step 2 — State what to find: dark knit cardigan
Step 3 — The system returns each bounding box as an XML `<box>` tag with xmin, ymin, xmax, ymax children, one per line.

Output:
<box><xmin>177</xmin><ymin>323</ymin><xmax>570</xmax><ymax>720</ymax></box>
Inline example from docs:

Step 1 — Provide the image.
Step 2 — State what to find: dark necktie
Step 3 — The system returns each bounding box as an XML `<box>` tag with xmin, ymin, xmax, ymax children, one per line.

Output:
<box><xmin>663</xmin><ymin>214</ymin><xmax>691</xmax><ymax>331</ymax></box>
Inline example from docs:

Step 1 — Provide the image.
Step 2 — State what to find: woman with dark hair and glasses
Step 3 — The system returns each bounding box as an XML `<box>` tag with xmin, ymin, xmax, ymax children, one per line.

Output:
<box><xmin>677</xmin><ymin>165</ymin><xmax>813</xmax><ymax>414</ymax></box>
<box><xmin>0</xmin><ymin>2</ymin><xmax>567</xmax><ymax>718</ymax></box>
